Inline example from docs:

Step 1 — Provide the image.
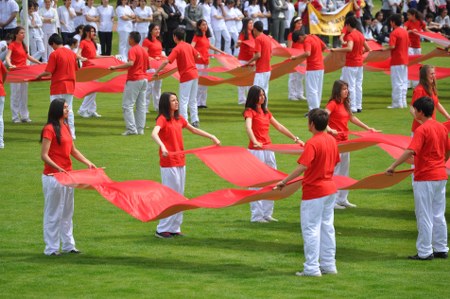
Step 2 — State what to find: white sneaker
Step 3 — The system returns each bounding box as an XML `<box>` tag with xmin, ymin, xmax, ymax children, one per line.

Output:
<box><xmin>78</xmin><ymin>110</ymin><xmax>90</xmax><ymax>118</ymax></box>
<box><xmin>295</xmin><ymin>271</ymin><xmax>322</xmax><ymax>277</ymax></box>
<box><xmin>299</xmin><ymin>95</ymin><xmax>307</xmax><ymax>100</ymax></box>
<box><xmin>288</xmin><ymin>97</ymin><xmax>300</xmax><ymax>101</ymax></box>
<box><xmin>320</xmin><ymin>267</ymin><xmax>338</xmax><ymax>275</ymax></box>
<box><xmin>12</xmin><ymin>119</ymin><xmax>20</xmax><ymax>124</ymax></box>
<box><xmin>90</xmin><ymin>112</ymin><xmax>102</xmax><ymax>118</ymax></box>
<box><xmin>137</xmin><ymin>130</ymin><xmax>144</xmax><ymax>135</ymax></box>
<box><xmin>334</xmin><ymin>204</ymin><xmax>346</xmax><ymax>209</ymax></box>
<box><xmin>121</xmin><ymin>130</ymin><xmax>137</xmax><ymax>136</ymax></box>
<box><xmin>340</xmin><ymin>201</ymin><xmax>357</xmax><ymax>208</ymax></box>
<box><xmin>387</xmin><ymin>105</ymin><xmax>401</xmax><ymax>109</ymax></box>
<box><xmin>251</xmin><ymin>219</ymin><xmax>269</xmax><ymax>223</ymax></box>
<box><xmin>264</xmin><ymin>216</ymin><xmax>278</xmax><ymax>222</ymax></box>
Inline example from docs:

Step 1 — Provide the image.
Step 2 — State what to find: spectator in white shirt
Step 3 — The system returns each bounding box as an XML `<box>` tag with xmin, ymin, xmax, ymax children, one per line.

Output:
<box><xmin>97</xmin><ymin>0</ymin><xmax>115</xmax><ymax>55</ymax></box>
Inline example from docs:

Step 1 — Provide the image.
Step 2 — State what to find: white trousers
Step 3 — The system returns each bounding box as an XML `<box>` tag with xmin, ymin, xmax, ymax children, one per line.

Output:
<box><xmin>249</xmin><ymin>149</ymin><xmax>277</xmax><ymax>221</ymax></box>
<box><xmin>254</xmin><ymin>71</ymin><xmax>271</xmax><ymax>104</ymax></box>
<box><xmin>78</xmin><ymin>93</ymin><xmax>98</xmax><ymax>114</ymax></box>
<box><xmin>42</xmin><ymin>174</ymin><xmax>76</xmax><ymax>255</ymax></box>
<box><xmin>138</xmin><ymin>31</ymin><xmax>148</xmax><ymax>46</ymax></box>
<box><xmin>42</xmin><ymin>31</ymin><xmax>55</xmax><ymax>62</ymax></box>
<box><xmin>390</xmin><ymin>65</ymin><xmax>408</xmax><ymax>108</ymax></box>
<box><xmin>408</xmin><ymin>47</ymin><xmax>421</xmax><ymax>88</ymax></box>
<box><xmin>305</xmin><ymin>70</ymin><xmax>324</xmax><ymax>110</ymax></box>
<box><xmin>288</xmin><ymin>71</ymin><xmax>305</xmax><ymax>99</ymax></box>
<box><xmin>208</xmin><ymin>28</ymin><xmax>216</xmax><ymax>55</ymax></box>
<box><xmin>0</xmin><ymin>96</ymin><xmax>4</xmax><ymax>147</ymax></box>
<box><xmin>196</xmin><ymin>64</ymin><xmax>208</xmax><ymax>107</ymax></box>
<box><xmin>30</xmin><ymin>36</ymin><xmax>46</xmax><ymax>61</ymax></box>
<box><xmin>341</xmin><ymin>66</ymin><xmax>363</xmax><ymax>111</ymax></box>
<box><xmin>156</xmin><ymin>166</ymin><xmax>186</xmax><ymax>233</ymax></box>
<box><xmin>122</xmin><ymin>79</ymin><xmax>147</xmax><ymax>133</ymax></box>
<box><xmin>301</xmin><ymin>193</ymin><xmax>337</xmax><ymax>275</ymax></box>
<box><xmin>145</xmin><ymin>76</ymin><xmax>163</xmax><ymax>112</ymax></box>
<box><xmin>10</xmin><ymin>82</ymin><xmax>29</xmax><ymax>121</ymax></box>
<box><xmin>50</xmin><ymin>94</ymin><xmax>76</xmax><ymax>139</ymax></box>
<box><xmin>413</xmin><ymin>180</ymin><xmax>449</xmax><ymax>257</ymax></box>
<box><xmin>334</xmin><ymin>152</ymin><xmax>350</xmax><ymax>205</ymax></box>
<box><xmin>237</xmin><ymin>60</ymin><xmax>251</xmax><ymax>104</ymax></box>
<box><xmin>214</xmin><ymin>28</ymin><xmax>231</xmax><ymax>55</ymax></box>
<box><xmin>229</xmin><ymin>31</ymin><xmax>239</xmax><ymax>56</ymax></box>
<box><xmin>179</xmin><ymin>78</ymin><xmax>199</xmax><ymax>123</ymax></box>
<box><xmin>118</xmin><ymin>30</ymin><xmax>131</xmax><ymax>59</ymax></box>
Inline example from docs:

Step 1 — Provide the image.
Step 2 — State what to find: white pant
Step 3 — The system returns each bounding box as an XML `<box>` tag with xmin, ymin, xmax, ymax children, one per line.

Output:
<box><xmin>237</xmin><ymin>60</ymin><xmax>251</xmax><ymax>104</ymax></box>
<box><xmin>301</xmin><ymin>193</ymin><xmax>337</xmax><ymax>275</ymax></box>
<box><xmin>118</xmin><ymin>31</ymin><xmax>131</xmax><ymax>59</ymax></box>
<box><xmin>253</xmin><ymin>71</ymin><xmax>271</xmax><ymax>104</ymax></box>
<box><xmin>122</xmin><ymin>79</ymin><xmax>148</xmax><ymax>133</ymax></box>
<box><xmin>145</xmin><ymin>73</ymin><xmax>162</xmax><ymax>112</ymax></box>
<box><xmin>156</xmin><ymin>166</ymin><xmax>186</xmax><ymax>233</ymax></box>
<box><xmin>78</xmin><ymin>93</ymin><xmax>97</xmax><ymax>114</ymax></box>
<box><xmin>390</xmin><ymin>65</ymin><xmax>408</xmax><ymax>108</ymax></box>
<box><xmin>179</xmin><ymin>78</ymin><xmax>199</xmax><ymax>123</ymax></box>
<box><xmin>334</xmin><ymin>152</ymin><xmax>350</xmax><ymax>205</ymax></box>
<box><xmin>50</xmin><ymin>94</ymin><xmax>76</xmax><ymax>139</ymax></box>
<box><xmin>408</xmin><ymin>47</ymin><xmax>421</xmax><ymax>88</ymax></box>
<box><xmin>229</xmin><ymin>31</ymin><xmax>239</xmax><ymax>56</ymax></box>
<box><xmin>10</xmin><ymin>82</ymin><xmax>29</xmax><ymax>121</ymax></box>
<box><xmin>305</xmin><ymin>70</ymin><xmax>324</xmax><ymax>110</ymax></box>
<box><xmin>288</xmin><ymin>71</ymin><xmax>305</xmax><ymax>99</ymax></box>
<box><xmin>42</xmin><ymin>31</ymin><xmax>55</xmax><ymax>62</ymax></box>
<box><xmin>249</xmin><ymin>149</ymin><xmax>277</xmax><ymax>221</ymax></box>
<box><xmin>413</xmin><ymin>180</ymin><xmax>448</xmax><ymax>257</ymax></box>
<box><xmin>30</xmin><ymin>36</ymin><xmax>46</xmax><ymax>61</ymax></box>
<box><xmin>208</xmin><ymin>28</ymin><xmax>216</xmax><ymax>55</ymax></box>
<box><xmin>0</xmin><ymin>96</ymin><xmax>4</xmax><ymax>147</ymax></box>
<box><xmin>42</xmin><ymin>174</ymin><xmax>76</xmax><ymax>255</ymax></box>
<box><xmin>214</xmin><ymin>28</ymin><xmax>231</xmax><ymax>55</ymax></box>
<box><xmin>139</xmin><ymin>31</ymin><xmax>148</xmax><ymax>46</ymax></box>
<box><xmin>196</xmin><ymin>64</ymin><xmax>208</xmax><ymax>107</ymax></box>
<box><xmin>341</xmin><ymin>66</ymin><xmax>363</xmax><ymax>111</ymax></box>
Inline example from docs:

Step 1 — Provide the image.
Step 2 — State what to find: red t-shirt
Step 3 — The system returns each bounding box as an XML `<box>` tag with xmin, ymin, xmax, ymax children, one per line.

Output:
<box><xmin>244</xmin><ymin>108</ymin><xmax>272</xmax><ymax>149</ymax></box>
<box><xmin>168</xmin><ymin>41</ymin><xmax>198</xmax><ymax>83</ymax></box>
<box><xmin>389</xmin><ymin>27</ymin><xmax>409</xmax><ymax>66</ymax></box>
<box><xmin>410</xmin><ymin>84</ymin><xmax>439</xmax><ymax>132</ymax></box>
<box><xmin>304</xmin><ymin>35</ymin><xmax>325</xmax><ymax>71</ymax></box>
<box><xmin>42</xmin><ymin>123</ymin><xmax>73</xmax><ymax>175</ymax></box>
<box><xmin>326</xmin><ymin>100</ymin><xmax>351</xmax><ymax>141</ymax></box>
<box><xmin>404</xmin><ymin>20</ymin><xmax>426</xmax><ymax>48</ymax></box>
<box><xmin>298</xmin><ymin>132</ymin><xmax>340</xmax><ymax>200</ymax></box>
<box><xmin>192</xmin><ymin>34</ymin><xmax>210</xmax><ymax>65</ymax></box>
<box><xmin>0</xmin><ymin>63</ymin><xmax>6</xmax><ymax>96</ymax></box>
<box><xmin>79</xmin><ymin>39</ymin><xmax>97</xmax><ymax>66</ymax></box>
<box><xmin>344</xmin><ymin>29</ymin><xmax>365</xmax><ymax>67</ymax></box>
<box><xmin>238</xmin><ymin>31</ymin><xmax>255</xmax><ymax>61</ymax></box>
<box><xmin>45</xmin><ymin>47</ymin><xmax>78</xmax><ymax>95</ymax></box>
<box><xmin>127</xmin><ymin>44</ymin><xmax>149</xmax><ymax>81</ymax></box>
<box><xmin>142</xmin><ymin>37</ymin><xmax>163</xmax><ymax>59</ymax></box>
<box><xmin>8</xmin><ymin>41</ymin><xmax>27</xmax><ymax>67</ymax></box>
<box><xmin>287</xmin><ymin>32</ymin><xmax>304</xmax><ymax>50</ymax></box>
<box><xmin>156</xmin><ymin>115</ymin><xmax>188</xmax><ymax>167</ymax></box>
<box><xmin>254</xmin><ymin>33</ymin><xmax>272</xmax><ymax>73</ymax></box>
<box><xmin>408</xmin><ymin>119</ymin><xmax>450</xmax><ymax>181</ymax></box>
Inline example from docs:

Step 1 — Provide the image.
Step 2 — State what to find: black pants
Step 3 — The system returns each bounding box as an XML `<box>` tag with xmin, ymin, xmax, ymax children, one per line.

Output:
<box><xmin>98</xmin><ymin>31</ymin><xmax>113</xmax><ymax>55</ymax></box>
<box><xmin>61</xmin><ymin>32</ymin><xmax>74</xmax><ymax>45</ymax></box>
<box><xmin>0</xmin><ymin>28</ymin><xmax>15</xmax><ymax>40</ymax></box>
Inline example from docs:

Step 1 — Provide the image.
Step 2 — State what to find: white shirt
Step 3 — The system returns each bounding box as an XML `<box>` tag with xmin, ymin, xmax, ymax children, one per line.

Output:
<box><xmin>39</xmin><ymin>6</ymin><xmax>59</xmax><ymax>34</ymax></box>
<box><xmin>224</xmin><ymin>6</ymin><xmax>240</xmax><ymax>34</ymax></box>
<box><xmin>71</xmin><ymin>0</ymin><xmax>86</xmax><ymax>27</ymax></box>
<box><xmin>211</xmin><ymin>5</ymin><xmax>227</xmax><ymax>31</ymax></box>
<box><xmin>175</xmin><ymin>0</ymin><xmax>187</xmax><ymax>18</ymax></box>
<box><xmin>97</xmin><ymin>5</ymin><xmax>115</xmax><ymax>32</ymax></box>
<box><xmin>116</xmin><ymin>5</ymin><xmax>135</xmax><ymax>32</ymax></box>
<box><xmin>0</xmin><ymin>0</ymin><xmax>20</xmax><ymax>29</ymax></box>
<box><xmin>134</xmin><ymin>6</ymin><xmax>153</xmax><ymax>33</ymax></box>
<box><xmin>58</xmin><ymin>5</ymin><xmax>76</xmax><ymax>33</ymax></box>
<box><xmin>83</xmin><ymin>5</ymin><xmax>99</xmax><ymax>31</ymax></box>
<box><xmin>201</xmin><ymin>3</ymin><xmax>212</xmax><ymax>26</ymax></box>
<box><xmin>246</xmin><ymin>4</ymin><xmax>261</xmax><ymax>22</ymax></box>
<box><xmin>0</xmin><ymin>41</ymin><xmax>8</xmax><ymax>62</ymax></box>
<box><xmin>285</xmin><ymin>2</ymin><xmax>295</xmax><ymax>28</ymax></box>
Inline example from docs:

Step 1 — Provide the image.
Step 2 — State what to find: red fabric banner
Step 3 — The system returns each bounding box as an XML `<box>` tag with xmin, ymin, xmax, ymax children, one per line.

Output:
<box><xmin>416</xmin><ymin>31</ymin><xmax>450</xmax><ymax>48</ymax></box>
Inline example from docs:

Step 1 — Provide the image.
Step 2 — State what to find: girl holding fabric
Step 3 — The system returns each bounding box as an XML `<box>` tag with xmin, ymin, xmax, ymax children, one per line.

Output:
<box><xmin>235</xmin><ymin>17</ymin><xmax>255</xmax><ymax>104</ymax></box>
<box><xmin>116</xmin><ymin>0</ymin><xmax>135</xmax><ymax>58</ymax></box>
<box><xmin>41</xmin><ymin>98</ymin><xmax>96</xmax><ymax>255</ymax></box>
<box><xmin>151</xmin><ymin>92</ymin><xmax>220</xmax><ymax>238</ymax></box>
<box><xmin>325</xmin><ymin>80</ymin><xmax>379</xmax><ymax>209</ymax></box>
<box><xmin>191</xmin><ymin>19</ymin><xmax>226</xmax><ymax>109</ymax></box>
<box><xmin>244</xmin><ymin>85</ymin><xmax>304</xmax><ymax>223</ymax></box>
<box><xmin>287</xmin><ymin>17</ymin><xmax>305</xmax><ymax>101</ymax></box>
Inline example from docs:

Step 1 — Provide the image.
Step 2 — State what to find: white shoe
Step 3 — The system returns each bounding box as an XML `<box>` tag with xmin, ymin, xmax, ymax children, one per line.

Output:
<box><xmin>137</xmin><ymin>130</ymin><xmax>144</xmax><ymax>135</ymax></box>
<box><xmin>334</xmin><ymin>204</ymin><xmax>346</xmax><ymax>209</ymax></box>
<box><xmin>78</xmin><ymin>110</ymin><xmax>90</xmax><ymax>118</ymax></box>
<box><xmin>264</xmin><ymin>216</ymin><xmax>278</xmax><ymax>222</ymax></box>
<box><xmin>340</xmin><ymin>201</ymin><xmax>357</xmax><ymax>208</ymax></box>
<box><xmin>288</xmin><ymin>97</ymin><xmax>300</xmax><ymax>101</ymax></box>
<box><xmin>12</xmin><ymin>119</ymin><xmax>20</xmax><ymax>124</ymax></box>
<box><xmin>295</xmin><ymin>271</ymin><xmax>322</xmax><ymax>277</ymax></box>
<box><xmin>320</xmin><ymin>267</ymin><xmax>338</xmax><ymax>275</ymax></box>
<box><xmin>90</xmin><ymin>112</ymin><xmax>102</xmax><ymax>118</ymax></box>
<box><xmin>121</xmin><ymin>130</ymin><xmax>137</xmax><ymax>136</ymax></box>
<box><xmin>251</xmin><ymin>219</ymin><xmax>269</xmax><ymax>223</ymax></box>
<box><xmin>387</xmin><ymin>105</ymin><xmax>401</xmax><ymax>109</ymax></box>
<box><xmin>299</xmin><ymin>95</ymin><xmax>307</xmax><ymax>100</ymax></box>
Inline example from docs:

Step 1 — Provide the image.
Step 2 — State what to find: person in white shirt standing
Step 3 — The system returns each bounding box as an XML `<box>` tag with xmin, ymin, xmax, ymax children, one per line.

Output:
<box><xmin>134</xmin><ymin>0</ymin><xmax>153</xmax><ymax>45</ymax></box>
<box><xmin>39</xmin><ymin>0</ymin><xmax>59</xmax><ymax>62</ymax></box>
<box><xmin>71</xmin><ymin>0</ymin><xmax>86</xmax><ymax>27</ymax></box>
<box><xmin>224</xmin><ymin>0</ymin><xmax>243</xmax><ymax>56</ymax></box>
<box><xmin>23</xmin><ymin>1</ymin><xmax>46</xmax><ymax>62</ymax></box>
<box><xmin>97</xmin><ymin>0</ymin><xmax>115</xmax><ymax>55</ymax></box>
<box><xmin>58</xmin><ymin>0</ymin><xmax>76</xmax><ymax>44</ymax></box>
<box><xmin>83</xmin><ymin>0</ymin><xmax>100</xmax><ymax>31</ymax></box>
<box><xmin>200</xmin><ymin>0</ymin><xmax>215</xmax><ymax>52</ymax></box>
<box><xmin>0</xmin><ymin>0</ymin><xmax>19</xmax><ymax>40</ymax></box>
<box><xmin>116</xmin><ymin>0</ymin><xmax>136</xmax><ymax>59</ymax></box>
<box><xmin>211</xmin><ymin>0</ymin><xmax>231</xmax><ymax>54</ymax></box>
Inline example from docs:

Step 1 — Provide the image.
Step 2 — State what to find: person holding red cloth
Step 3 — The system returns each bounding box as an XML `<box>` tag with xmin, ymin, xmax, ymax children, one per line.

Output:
<box><xmin>386</xmin><ymin>97</ymin><xmax>450</xmax><ymax>260</ymax></box>
<box><xmin>151</xmin><ymin>92</ymin><xmax>220</xmax><ymax>238</ymax></box>
<box><xmin>274</xmin><ymin>108</ymin><xmax>340</xmax><ymax>277</ymax></box>
<box><xmin>40</xmin><ymin>98</ymin><xmax>96</xmax><ymax>256</ymax></box>
<box><xmin>0</xmin><ymin>62</ymin><xmax>7</xmax><ymax>149</ymax></box>
<box><xmin>235</xmin><ymin>17</ymin><xmax>255</xmax><ymax>105</ymax></box>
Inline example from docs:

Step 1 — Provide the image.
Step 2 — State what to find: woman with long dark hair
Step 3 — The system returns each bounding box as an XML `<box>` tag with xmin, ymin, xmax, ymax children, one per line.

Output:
<box><xmin>244</xmin><ymin>85</ymin><xmax>303</xmax><ymax>223</ymax></box>
<box><xmin>151</xmin><ymin>92</ymin><xmax>220</xmax><ymax>238</ymax></box>
<box><xmin>235</xmin><ymin>17</ymin><xmax>254</xmax><ymax>104</ymax></box>
<box><xmin>325</xmin><ymin>80</ymin><xmax>379</xmax><ymax>209</ymax></box>
<box><xmin>40</xmin><ymin>98</ymin><xmax>96</xmax><ymax>255</ymax></box>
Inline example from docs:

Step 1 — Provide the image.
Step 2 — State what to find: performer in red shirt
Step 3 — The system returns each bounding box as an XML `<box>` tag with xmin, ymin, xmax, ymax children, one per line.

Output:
<box><xmin>151</xmin><ymin>92</ymin><xmax>220</xmax><ymax>238</ymax></box>
<box><xmin>0</xmin><ymin>62</ymin><xmax>7</xmax><ymax>149</ymax></box>
<box><xmin>109</xmin><ymin>31</ymin><xmax>150</xmax><ymax>135</ymax></box>
<box><xmin>36</xmin><ymin>33</ymin><xmax>79</xmax><ymax>139</ymax></box>
<box><xmin>235</xmin><ymin>17</ymin><xmax>255</xmax><ymax>104</ymax></box>
<box><xmin>325</xmin><ymin>80</ymin><xmax>379</xmax><ymax>209</ymax></box>
<box><xmin>40</xmin><ymin>98</ymin><xmax>96</xmax><ymax>255</ymax></box>
<box><xmin>386</xmin><ymin>97</ymin><xmax>450</xmax><ymax>260</ymax></box>
<box><xmin>275</xmin><ymin>108</ymin><xmax>340</xmax><ymax>277</ymax></box>
<box><xmin>244</xmin><ymin>85</ymin><xmax>304</xmax><ymax>223</ymax></box>
<box><xmin>287</xmin><ymin>16</ymin><xmax>305</xmax><ymax>101</ymax></box>
<box><xmin>191</xmin><ymin>19</ymin><xmax>226</xmax><ymax>109</ymax></box>
<box><xmin>5</xmin><ymin>26</ymin><xmax>42</xmax><ymax>123</ymax></box>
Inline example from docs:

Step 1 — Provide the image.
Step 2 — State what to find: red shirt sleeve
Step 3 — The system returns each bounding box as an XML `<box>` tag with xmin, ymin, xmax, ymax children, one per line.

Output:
<box><xmin>298</xmin><ymin>142</ymin><xmax>315</xmax><ymax>168</ymax></box>
<box><xmin>408</xmin><ymin>129</ymin><xmax>425</xmax><ymax>155</ymax></box>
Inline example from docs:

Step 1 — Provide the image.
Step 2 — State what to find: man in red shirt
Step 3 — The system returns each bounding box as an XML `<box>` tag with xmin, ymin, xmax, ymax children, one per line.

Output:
<box><xmin>154</xmin><ymin>28</ymin><xmax>201</xmax><ymax>127</ymax></box>
<box><xmin>109</xmin><ymin>31</ymin><xmax>150</xmax><ymax>135</ymax></box>
<box><xmin>0</xmin><ymin>62</ymin><xmax>6</xmax><ymax>148</ymax></box>
<box><xmin>386</xmin><ymin>97</ymin><xmax>450</xmax><ymax>260</ymax></box>
<box><xmin>275</xmin><ymin>108</ymin><xmax>340</xmax><ymax>276</ymax></box>
<box><xmin>331</xmin><ymin>16</ymin><xmax>370</xmax><ymax>113</ymax></box>
<box><xmin>36</xmin><ymin>33</ymin><xmax>78</xmax><ymax>139</ymax></box>
<box><xmin>382</xmin><ymin>14</ymin><xmax>409</xmax><ymax>109</ymax></box>
<box><xmin>245</xmin><ymin>21</ymin><xmax>272</xmax><ymax>103</ymax></box>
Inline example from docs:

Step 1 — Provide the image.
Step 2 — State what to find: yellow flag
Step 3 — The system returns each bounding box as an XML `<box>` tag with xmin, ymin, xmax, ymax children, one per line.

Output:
<box><xmin>308</xmin><ymin>3</ymin><xmax>354</xmax><ymax>36</ymax></box>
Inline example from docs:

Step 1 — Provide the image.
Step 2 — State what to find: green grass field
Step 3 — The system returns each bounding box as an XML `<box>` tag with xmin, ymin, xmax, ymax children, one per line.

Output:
<box><xmin>1</xmin><ymin>40</ymin><xmax>450</xmax><ymax>298</ymax></box>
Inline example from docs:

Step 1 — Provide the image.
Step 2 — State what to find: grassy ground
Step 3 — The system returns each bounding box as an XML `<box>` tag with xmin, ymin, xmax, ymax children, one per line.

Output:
<box><xmin>1</xmin><ymin>40</ymin><xmax>450</xmax><ymax>298</ymax></box>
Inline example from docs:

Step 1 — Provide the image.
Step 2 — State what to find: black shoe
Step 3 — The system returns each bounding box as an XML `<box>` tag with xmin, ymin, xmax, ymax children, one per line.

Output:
<box><xmin>433</xmin><ymin>251</ymin><xmax>448</xmax><ymax>259</ymax></box>
<box><xmin>408</xmin><ymin>253</ymin><xmax>434</xmax><ymax>260</ymax></box>
<box><xmin>357</xmin><ymin>109</ymin><xmax>362</xmax><ymax>113</ymax></box>
<box><xmin>191</xmin><ymin>121</ymin><xmax>199</xmax><ymax>128</ymax></box>
<box><xmin>66</xmin><ymin>249</ymin><xmax>81</xmax><ymax>254</ymax></box>
<box><xmin>155</xmin><ymin>231</ymin><xmax>173</xmax><ymax>239</ymax></box>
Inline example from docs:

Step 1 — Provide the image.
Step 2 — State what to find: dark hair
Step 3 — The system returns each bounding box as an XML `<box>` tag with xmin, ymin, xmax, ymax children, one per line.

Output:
<box><xmin>419</xmin><ymin>65</ymin><xmax>437</xmax><ymax>97</ymax></box>
<box><xmin>240</xmin><ymin>18</ymin><xmax>253</xmax><ymax>40</ymax></box>
<box><xmin>413</xmin><ymin>96</ymin><xmax>434</xmax><ymax>117</ymax></box>
<box><xmin>258</xmin><ymin>0</ymin><xmax>268</xmax><ymax>13</ymax></box>
<box><xmin>292</xmin><ymin>30</ymin><xmax>305</xmax><ymax>43</ymax></box>
<box><xmin>81</xmin><ymin>25</ymin><xmax>98</xmax><ymax>50</ymax></box>
<box><xmin>116</xmin><ymin>0</ymin><xmax>127</xmax><ymax>7</ymax></box>
<box><xmin>75</xmin><ymin>24</ymin><xmax>85</xmax><ymax>34</ymax></box>
<box><xmin>40</xmin><ymin>99</ymin><xmax>66</xmax><ymax>145</ymax></box>
<box><xmin>48</xmin><ymin>33</ymin><xmax>63</xmax><ymax>46</ymax></box>
<box><xmin>345</xmin><ymin>16</ymin><xmax>358</xmax><ymax>28</ymax></box>
<box><xmin>212</xmin><ymin>0</ymin><xmax>221</xmax><ymax>9</ymax></box>
<box><xmin>157</xmin><ymin>92</ymin><xmax>179</xmax><ymax>120</ymax></box>
<box><xmin>195</xmin><ymin>19</ymin><xmax>211</xmax><ymax>37</ymax></box>
<box><xmin>289</xmin><ymin>16</ymin><xmax>302</xmax><ymax>33</ymax></box>
<box><xmin>129</xmin><ymin>31</ymin><xmax>141</xmax><ymax>43</ymax></box>
<box><xmin>12</xmin><ymin>26</ymin><xmax>28</xmax><ymax>54</ymax></box>
<box><xmin>374</xmin><ymin>11</ymin><xmax>383</xmax><ymax>19</ymax></box>
<box><xmin>147</xmin><ymin>23</ymin><xmax>161</xmax><ymax>41</ymax></box>
<box><xmin>389</xmin><ymin>14</ymin><xmax>402</xmax><ymax>26</ymax></box>
<box><xmin>329</xmin><ymin>80</ymin><xmax>351</xmax><ymax>115</ymax></box>
<box><xmin>66</xmin><ymin>37</ymin><xmax>78</xmax><ymax>47</ymax></box>
<box><xmin>407</xmin><ymin>8</ymin><xmax>422</xmax><ymax>21</ymax></box>
<box><xmin>308</xmin><ymin>108</ymin><xmax>329</xmax><ymax>131</ymax></box>
<box><xmin>253</xmin><ymin>20</ymin><xmax>264</xmax><ymax>32</ymax></box>
<box><xmin>244</xmin><ymin>85</ymin><xmax>267</xmax><ymax>114</ymax></box>
<box><xmin>173</xmin><ymin>27</ymin><xmax>186</xmax><ymax>41</ymax></box>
